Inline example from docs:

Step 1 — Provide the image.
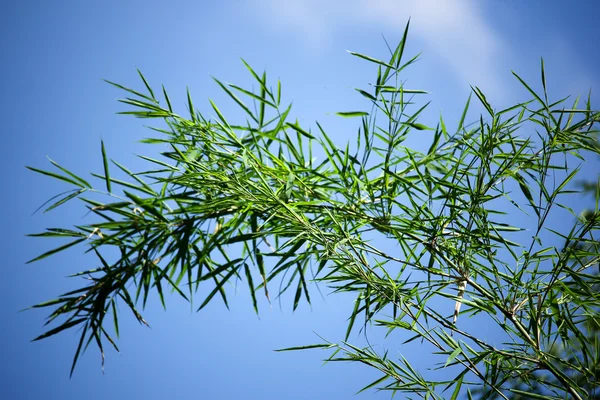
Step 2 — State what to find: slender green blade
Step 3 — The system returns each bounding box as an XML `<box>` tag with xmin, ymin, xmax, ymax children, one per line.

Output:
<box><xmin>136</xmin><ymin>69</ymin><xmax>155</xmax><ymax>100</ymax></box>
<box><xmin>186</xmin><ymin>87</ymin><xmax>196</xmax><ymax>122</ymax></box>
<box><xmin>162</xmin><ymin>85</ymin><xmax>172</xmax><ymax>112</ymax></box>
<box><xmin>244</xmin><ymin>263</ymin><xmax>259</xmax><ymax>314</ymax></box>
<box><xmin>212</xmin><ymin>77</ymin><xmax>258</xmax><ymax>123</ymax></box>
<box><xmin>336</xmin><ymin>111</ymin><xmax>369</xmax><ymax>118</ymax></box>
<box><xmin>26</xmin><ymin>166</ymin><xmax>86</xmax><ymax>188</ymax></box>
<box><xmin>32</xmin><ymin>317</ymin><xmax>87</xmax><ymax>341</ymax></box>
<box><xmin>46</xmin><ymin>157</ymin><xmax>92</xmax><ymax>188</ymax></box>
<box><xmin>100</xmin><ymin>140</ymin><xmax>111</xmax><ymax>193</ymax></box>
<box><xmin>347</xmin><ymin>51</ymin><xmax>394</xmax><ymax>69</ymax></box>
<box><xmin>70</xmin><ymin>322</ymin><xmax>89</xmax><ymax>378</ymax></box>
<box><xmin>275</xmin><ymin>344</ymin><xmax>332</xmax><ymax>352</ymax></box>
<box><xmin>44</xmin><ymin>189</ymin><xmax>86</xmax><ymax>213</ymax></box>
<box><xmin>26</xmin><ymin>237</ymin><xmax>87</xmax><ymax>264</ymax></box>
<box><xmin>471</xmin><ymin>86</ymin><xmax>494</xmax><ymax>117</ymax></box>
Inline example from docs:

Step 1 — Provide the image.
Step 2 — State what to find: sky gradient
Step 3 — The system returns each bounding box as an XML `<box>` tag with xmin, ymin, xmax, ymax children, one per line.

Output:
<box><xmin>2</xmin><ymin>1</ymin><xmax>599</xmax><ymax>399</ymax></box>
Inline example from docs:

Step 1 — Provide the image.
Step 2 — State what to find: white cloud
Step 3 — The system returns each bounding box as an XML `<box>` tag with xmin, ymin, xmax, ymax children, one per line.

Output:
<box><xmin>359</xmin><ymin>0</ymin><xmax>508</xmax><ymax>99</ymax></box>
<box><xmin>248</xmin><ymin>0</ymin><xmax>337</xmax><ymax>48</ymax></box>
<box><xmin>247</xmin><ymin>0</ymin><xmax>511</xmax><ymax>100</ymax></box>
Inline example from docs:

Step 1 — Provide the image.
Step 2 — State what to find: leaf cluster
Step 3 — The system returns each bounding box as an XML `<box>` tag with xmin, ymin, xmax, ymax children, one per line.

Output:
<box><xmin>27</xmin><ymin>22</ymin><xmax>600</xmax><ymax>399</ymax></box>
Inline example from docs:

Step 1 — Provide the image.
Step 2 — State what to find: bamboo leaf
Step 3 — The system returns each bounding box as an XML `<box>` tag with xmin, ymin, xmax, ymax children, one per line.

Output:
<box><xmin>100</xmin><ymin>140</ymin><xmax>111</xmax><ymax>193</ymax></box>
<box><xmin>46</xmin><ymin>157</ymin><xmax>92</xmax><ymax>188</ymax></box>
<box><xmin>136</xmin><ymin>70</ymin><xmax>155</xmax><ymax>100</ymax></box>
<box><xmin>26</xmin><ymin>166</ymin><xmax>86</xmax><ymax>188</ymax></box>
<box><xmin>44</xmin><ymin>189</ymin><xmax>86</xmax><ymax>213</ymax></box>
<box><xmin>471</xmin><ymin>86</ymin><xmax>494</xmax><ymax>117</ymax></box>
<box><xmin>347</xmin><ymin>51</ymin><xmax>394</xmax><ymax>69</ymax></box>
<box><xmin>336</xmin><ymin>111</ymin><xmax>369</xmax><ymax>118</ymax></box>
<box><xmin>345</xmin><ymin>295</ymin><xmax>361</xmax><ymax>341</ymax></box>
<box><xmin>450</xmin><ymin>375</ymin><xmax>464</xmax><ymax>400</ymax></box>
<box><xmin>32</xmin><ymin>317</ymin><xmax>87</xmax><ymax>341</ymax></box>
<box><xmin>275</xmin><ymin>344</ymin><xmax>332</xmax><ymax>352</ymax></box>
<box><xmin>162</xmin><ymin>85</ymin><xmax>172</xmax><ymax>112</ymax></box>
<box><xmin>187</xmin><ymin>87</ymin><xmax>196</xmax><ymax>122</ymax></box>
<box><xmin>285</xmin><ymin>122</ymin><xmax>316</xmax><ymax>139</ymax></box>
<box><xmin>355</xmin><ymin>89</ymin><xmax>376</xmax><ymax>102</ymax></box>
<box><xmin>197</xmin><ymin>264</ymin><xmax>241</xmax><ymax>311</ymax></box>
<box><xmin>244</xmin><ymin>263</ymin><xmax>259</xmax><ymax>314</ymax></box>
<box><xmin>103</xmin><ymin>79</ymin><xmax>155</xmax><ymax>102</ymax></box>
<box><xmin>213</xmin><ymin>77</ymin><xmax>258</xmax><ymax>123</ymax></box>
<box><xmin>70</xmin><ymin>322</ymin><xmax>89</xmax><ymax>378</ymax></box>
<box><xmin>444</xmin><ymin>347</ymin><xmax>462</xmax><ymax>367</ymax></box>
<box><xmin>402</xmin><ymin>122</ymin><xmax>433</xmax><ymax>131</ymax></box>
<box><xmin>26</xmin><ymin>237</ymin><xmax>87</xmax><ymax>264</ymax></box>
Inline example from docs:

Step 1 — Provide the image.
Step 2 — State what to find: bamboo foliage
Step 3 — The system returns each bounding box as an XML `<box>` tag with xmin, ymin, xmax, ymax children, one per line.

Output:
<box><xmin>28</xmin><ymin>22</ymin><xmax>599</xmax><ymax>399</ymax></box>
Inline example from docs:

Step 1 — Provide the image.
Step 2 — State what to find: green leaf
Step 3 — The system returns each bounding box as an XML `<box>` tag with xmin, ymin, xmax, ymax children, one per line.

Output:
<box><xmin>402</xmin><ymin>122</ymin><xmax>433</xmax><ymax>131</ymax></box>
<box><xmin>111</xmin><ymin>299</ymin><xmax>120</xmax><ymax>338</ymax></box>
<box><xmin>347</xmin><ymin>51</ymin><xmax>394</xmax><ymax>69</ymax></box>
<box><xmin>32</xmin><ymin>317</ymin><xmax>87</xmax><ymax>341</ymax></box>
<box><xmin>457</xmin><ymin>93</ymin><xmax>471</xmax><ymax>132</ymax></box>
<box><xmin>90</xmin><ymin>173</ymin><xmax>155</xmax><ymax>196</ymax></box>
<box><xmin>137</xmin><ymin>69</ymin><xmax>155</xmax><ymax>100</ymax></box>
<box><xmin>445</xmin><ymin>346</ymin><xmax>462</xmax><ymax>367</ymax></box>
<box><xmin>212</xmin><ymin>77</ymin><xmax>258</xmax><ymax>124</ymax></box>
<box><xmin>117</xmin><ymin>110</ymin><xmax>172</xmax><ymax>118</ymax></box>
<box><xmin>27</xmin><ymin>228</ymin><xmax>84</xmax><ymax>238</ymax></box>
<box><xmin>103</xmin><ymin>79</ymin><xmax>155</xmax><ymax>102</ymax></box>
<box><xmin>44</xmin><ymin>189</ymin><xmax>86</xmax><ymax>213</ymax></box>
<box><xmin>162</xmin><ymin>85</ymin><xmax>172</xmax><ymax>112</ymax></box>
<box><xmin>186</xmin><ymin>87</ymin><xmax>196</xmax><ymax>122</ymax></box>
<box><xmin>512</xmin><ymin>70</ymin><xmax>557</xmax><ymax>125</ymax></box>
<box><xmin>135</xmin><ymin>155</ymin><xmax>178</xmax><ymax>171</ymax></box>
<box><xmin>209</xmin><ymin>99</ymin><xmax>231</xmax><ymax>130</ymax></box>
<box><xmin>379</xmin><ymin>87</ymin><xmax>427</xmax><ymax>94</ymax></box>
<box><xmin>70</xmin><ymin>322</ymin><xmax>89</xmax><ymax>378</ymax></box>
<box><xmin>355</xmin><ymin>89</ymin><xmax>376</xmax><ymax>102</ymax></box>
<box><xmin>391</xmin><ymin>20</ymin><xmax>410</xmax><ymax>69</ymax></box>
<box><xmin>275</xmin><ymin>344</ymin><xmax>332</xmax><ymax>352</ymax></box>
<box><xmin>336</xmin><ymin>111</ymin><xmax>369</xmax><ymax>118</ymax></box>
<box><xmin>255</xmin><ymin>249</ymin><xmax>269</xmax><ymax>302</ymax></box>
<box><xmin>345</xmin><ymin>295</ymin><xmax>361</xmax><ymax>341</ymax></box>
<box><xmin>197</xmin><ymin>264</ymin><xmax>241</xmax><ymax>311</ymax></box>
<box><xmin>259</xmin><ymin>71</ymin><xmax>267</xmax><ymax>126</ymax></box>
<box><xmin>285</xmin><ymin>122</ymin><xmax>316</xmax><ymax>139</ymax></box>
<box><xmin>25</xmin><ymin>297</ymin><xmax>75</xmax><ymax>310</ymax></box>
<box><xmin>244</xmin><ymin>263</ymin><xmax>259</xmax><ymax>314</ymax></box>
<box><xmin>515</xmin><ymin>173</ymin><xmax>539</xmax><ymax>217</ymax></box>
<box><xmin>450</xmin><ymin>375</ymin><xmax>464</xmax><ymax>400</ymax></box>
<box><xmin>277</xmin><ymin>80</ymin><xmax>281</xmax><ymax>105</ymax></box>
<box><xmin>508</xmin><ymin>389</ymin><xmax>561</xmax><ymax>399</ymax></box>
<box><xmin>100</xmin><ymin>140</ymin><xmax>111</xmax><ymax>193</ymax></box>
<box><xmin>556</xmin><ymin>167</ymin><xmax>579</xmax><ymax>194</ymax></box>
<box><xmin>293</xmin><ymin>276</ymin><xmax>303</xmax><ymax>311</ymax></box>
<box><xmin>111</xmin><ymin>159</ymin><xmax>157</xmax><ymax>195</ymax></box>
<box><xmin>26</xmin><ymin>166</ymin><xmax>86</xmax><ymax>188</ymax></box>
<box><xmin>229</xmin><ymin>83</ymin><xmax>276</xmax><ymax>109</ymax></box>
<box><xmin>540</xmin><ymin>58</ymin><xmax>548</xmax><ymax>104</ymax></box>
<box><xmin>46</xmin><ymin>157</ymin><xmax>92</xmax><ymax>188</ymax></box>
<box><xmin>471</xmin><ymin>86</ymin><xmax>494</xmax><ymax>117</ymax></box>
<box><xmin>26</xmin><ymin>237</ymin><xmax>87</xmax><ymax>264</ymax></box>
<box><xmin>356</xmin><ymin>374</ymin><xmax>389</xmax><ymax>394</ymax></box>
<box><xmin>123</xmin><ymin>190</ymin><xmax>168</xmax><ymax>222</ymax></box>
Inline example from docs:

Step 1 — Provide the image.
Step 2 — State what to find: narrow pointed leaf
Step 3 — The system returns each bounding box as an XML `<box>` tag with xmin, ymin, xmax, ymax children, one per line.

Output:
<box><xmin>100</xmin><ymin>140</ymin><xmax>111</xmax><ymax>193</ymax></box>
<box><xmin>27</xmin><ymin>237</ymin><xmax>87</xmax><ymax>264</ymax></box>
<box><xmin>32</xmin><ymin>317</ymin><xmax>87</xmax><ymax>341</ymax></box>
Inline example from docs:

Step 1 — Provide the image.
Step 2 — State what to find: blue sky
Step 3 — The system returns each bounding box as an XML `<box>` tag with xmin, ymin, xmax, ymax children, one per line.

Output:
<box><xmin>2</xmin><ymin>1</ymin><xmax>599</xmax><ymax>399</ymax></box>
